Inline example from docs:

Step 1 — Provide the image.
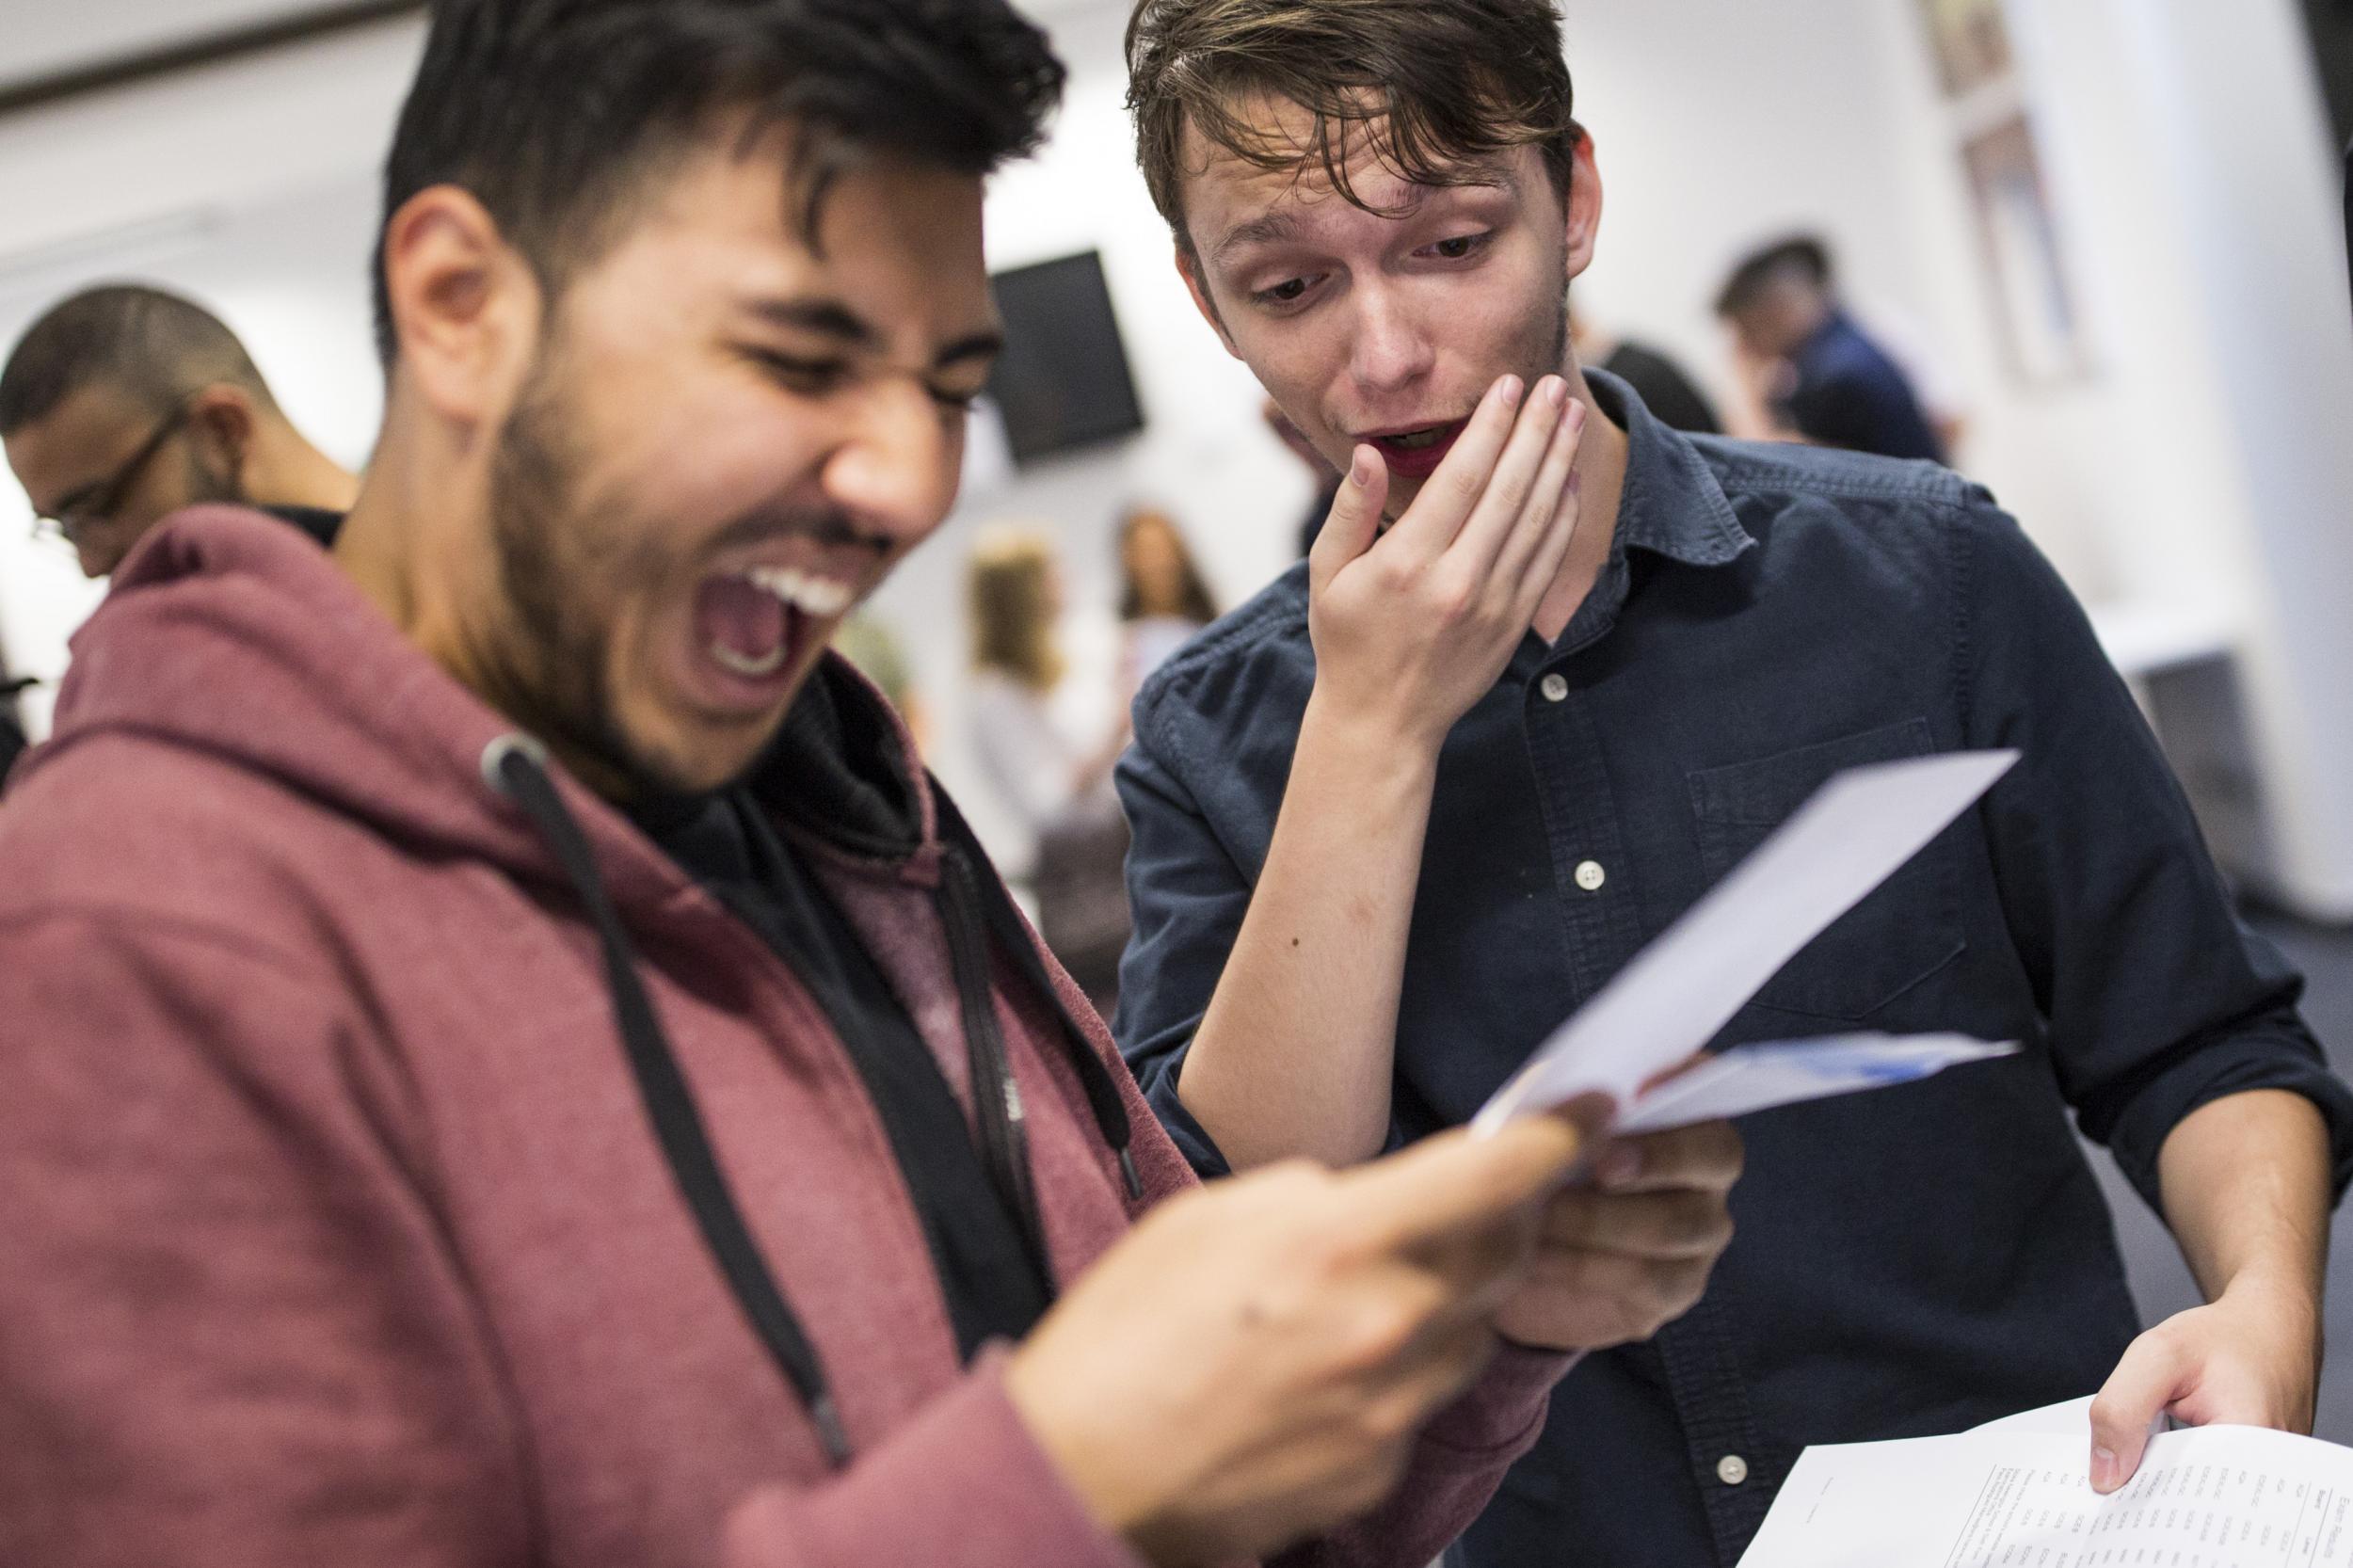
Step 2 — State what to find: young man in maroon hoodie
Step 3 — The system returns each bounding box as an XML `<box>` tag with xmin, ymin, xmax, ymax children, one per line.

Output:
<box><xmin>0</xmin><ymin>2</ymin><xmax>1742</xmax><ymax>1565</ymax></box>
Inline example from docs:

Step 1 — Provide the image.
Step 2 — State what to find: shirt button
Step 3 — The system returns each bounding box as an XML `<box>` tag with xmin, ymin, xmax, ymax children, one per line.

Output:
<box><xmin>1574</xmin><ymin>859</ymin><xmax>1607</xmax><ymax>892</ymax></box>
<box><xmin>1539</xmin><ymin>673</ymin><xmax>1570</xmax><ymax>703</ymax></box>
<box><xmin>1717</xmin><ymin>1454</ymin><xmax>1750</xmax><ymax>1486</ymax></box>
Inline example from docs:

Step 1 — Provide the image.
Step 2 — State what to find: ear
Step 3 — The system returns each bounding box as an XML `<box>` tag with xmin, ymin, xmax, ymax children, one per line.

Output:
<box><xmin>1562</xmin><ymin>130</ymin><xmax>1605</xmax><ymax>284</ymax></box>
<box><xmin>1174</xmin><ymin>242</ymin><xmax>1242</xmax><ymax>360</ymax></box>
<box><xmin>183</xmin><ymin>384</ymin><xmax>257</xmax><ymax>474</ymax></box>
<box><xmin>378</xmin><ymin>184</ymin><xmax>542</xmax><ymax>427</ymax></box>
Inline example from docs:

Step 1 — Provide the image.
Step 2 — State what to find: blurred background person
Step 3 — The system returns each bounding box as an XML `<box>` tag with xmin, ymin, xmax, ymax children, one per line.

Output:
<box><xmin>0</xmin><ymin>284</ymin><xmax>358</xmax><ymax>579</ymax></box>
<box><xmin>1714</xmin><ymin>233</ymin><xmax>1948</xmax><ymax>463</ymax></box>
<box><xmin>966</xmin><ymin>524</ymin><xmax>1130</xmax><ymax>1006</ymax></box>
<box><xmin>1568</xmin><ymin>303</ymin><xmax>1722</xmax><ymax>435</ymax></box>
<box><xmin>1117</xmin><ymin>504</ymin><xmax>1219</xmax><ymax>696</ymax></box>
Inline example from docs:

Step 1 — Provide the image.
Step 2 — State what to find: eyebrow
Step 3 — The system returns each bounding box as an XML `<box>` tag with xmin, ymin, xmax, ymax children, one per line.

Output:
<box><xmin>745</xmin><ymin>296</ymin><xmax>1003</xmax><ymax>370</ymax></box>
<box><xmin>1210</xmin><ymin>213</ymin><xmax>1300</xmax><ymax>268</ymax></box>
<box><xmin>1209</xmin><ymin>163</ymin><xmax>1523</xmax><ymax>271</ymax></box>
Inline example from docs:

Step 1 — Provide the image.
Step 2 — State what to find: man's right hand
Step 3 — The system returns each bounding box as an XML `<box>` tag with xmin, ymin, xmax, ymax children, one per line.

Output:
<box><xmin>1305</xmin><ymin>373</ymin><xmax>1587</xmax><ymax>752</ymax></box>
<box><xmin>1002</xmin><ymin>1114</ymin><xmax>1589</xmax><ymax>1567</ymax></box>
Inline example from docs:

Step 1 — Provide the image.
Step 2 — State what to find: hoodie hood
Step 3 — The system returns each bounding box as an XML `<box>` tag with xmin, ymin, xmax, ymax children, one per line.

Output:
<box><xmin>29</xmin><ymin>504</ymin><xmax>942</xmax><ymax>901</ymax></box>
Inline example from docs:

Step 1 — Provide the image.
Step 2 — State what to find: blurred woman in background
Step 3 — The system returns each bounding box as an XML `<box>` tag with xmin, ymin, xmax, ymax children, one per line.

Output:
<box><xmin>966</xmin><ymin>525</ymin><xmax>1130</xmax><ymax>1005</ymax></box>
<box><xmin>1116</xmin><ymin>504</ymin><xmax>1219</xmax><ymax>696</ymax></box>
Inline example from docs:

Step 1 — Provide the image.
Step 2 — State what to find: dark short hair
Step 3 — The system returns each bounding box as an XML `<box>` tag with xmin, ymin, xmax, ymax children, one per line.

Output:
<box><xmin>1125</xmin><ymin>0</ymin><xmax>1582</xmax><ymax>253</ymax></box>
<box><xmin>1714</xmin><ymin>234</ymin><xmax>1834</xmax><ymax>318</ymax></box>
<box><xmin>374</xmin><ymin>0</ymin><xmax>1067</xmax><ymax>364</ymax></box>
<box><xmin>0</xmin><ymin>284</ymin><xmax>274</xmax><ymax>438</ymax></box>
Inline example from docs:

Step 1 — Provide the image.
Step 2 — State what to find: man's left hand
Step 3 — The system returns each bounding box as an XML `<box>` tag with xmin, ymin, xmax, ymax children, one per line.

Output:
<box><xmin>1491</xmin><ymin>1119</ymin><xmax>1743</xmax><ymax>1352</ymax></box>
<box><xmin>2089</xmin><ymin>1273</ymin><xmax>2322</xmax><ymax>1493</ymax></box>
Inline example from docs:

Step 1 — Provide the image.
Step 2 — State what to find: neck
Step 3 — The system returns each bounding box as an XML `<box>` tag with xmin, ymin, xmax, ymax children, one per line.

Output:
<box><xmin>334</xmin><ymin>424</ymin><xmax>647</xmax><ymax>806</ymax></box>
<box><xmin>250</xmin><ymin>426</ymin><xmax>361</xmax><ymax>513</ymax></box>
<box><xmin>1529</xmin><ymin>361</ymin><xmax>1630</xmax><ymax>644</ymax></box>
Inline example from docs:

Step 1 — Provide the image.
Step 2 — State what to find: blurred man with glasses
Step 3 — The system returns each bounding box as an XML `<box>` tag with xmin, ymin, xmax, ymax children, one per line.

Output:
<box><xmin>0</xmin><ymin>284</ymin><xmax>357</xmax><ymax>579</ymax></box>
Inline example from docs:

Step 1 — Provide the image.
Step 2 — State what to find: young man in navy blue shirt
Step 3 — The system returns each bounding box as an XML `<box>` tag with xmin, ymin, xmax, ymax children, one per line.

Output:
<box><xmin>1114</xmin><ymin>3</ymin><xmax>2353</xmax><ymax>1564</ymax></box>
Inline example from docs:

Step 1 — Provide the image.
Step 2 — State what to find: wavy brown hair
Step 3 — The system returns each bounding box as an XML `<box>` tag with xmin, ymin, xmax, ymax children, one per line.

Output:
<box><xmin>1125</xmin><ymin>0</ymin><xmax>1583</xmax><ymax>251</ymax></box>
<box><xmin>968</xmin><ymin>524</ymin><xmax>1067</xmax><ymax>692</ymax></box>
<box><xmin>1118</xmin><ymin>507</ymin><xmax>1219</xmax><ymax>625</ymax></box>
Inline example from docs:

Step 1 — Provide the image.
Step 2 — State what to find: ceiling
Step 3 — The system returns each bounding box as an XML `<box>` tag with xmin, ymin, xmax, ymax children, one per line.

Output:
<box><xmin>0</xmin><ymin>0</ymin><xmax>374</xmax><ymax>95</ymax></box>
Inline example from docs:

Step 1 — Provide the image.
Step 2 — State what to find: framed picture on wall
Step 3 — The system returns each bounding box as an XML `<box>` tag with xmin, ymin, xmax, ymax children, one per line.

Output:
<box><xmin>1961</xmin><ymin>114</ymin><xmax>2093</xmax><ymax>385</ymax></box>
<box><xmin>1919</xmin><ymin>0</ymin><xmax>2015</xmax><ymax>97</ymax></box>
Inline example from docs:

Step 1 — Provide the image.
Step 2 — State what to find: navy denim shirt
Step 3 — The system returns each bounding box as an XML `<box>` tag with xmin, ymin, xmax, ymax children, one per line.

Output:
<box><xmin>1112</xmin><ymin>373</ymin><xmax>2353</xmax><ymax>1568</ymax></box>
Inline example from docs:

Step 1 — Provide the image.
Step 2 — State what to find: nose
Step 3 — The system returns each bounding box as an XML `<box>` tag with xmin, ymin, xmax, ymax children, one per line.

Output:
<box><xmin>1345</xmin><ymin>279</ymin><xmax>1436</xmax><ymax>398</ymax></box>
<box><xmin>821</xmin><ymin>376</ymin><xmax>962</xmax><ymax>549</ymax></box>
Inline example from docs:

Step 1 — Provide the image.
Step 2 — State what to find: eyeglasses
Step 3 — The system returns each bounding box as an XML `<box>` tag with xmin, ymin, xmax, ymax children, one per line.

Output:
<box><xmin>30</xmin><ymin>401</ymin><xmax>193</xmax><ymax>549</ymax></box>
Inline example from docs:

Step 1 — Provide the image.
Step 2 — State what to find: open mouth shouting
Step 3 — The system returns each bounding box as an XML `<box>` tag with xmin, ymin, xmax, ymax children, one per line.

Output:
<box><xmin>686</xmin><ymin>562</ymin><xmax>859</xmax><ymax>711</ymax></box>
<box><xmin>1365</xmin><ymin>417</ymin><xmax>1470</xmax><ymax>481</ymax></box>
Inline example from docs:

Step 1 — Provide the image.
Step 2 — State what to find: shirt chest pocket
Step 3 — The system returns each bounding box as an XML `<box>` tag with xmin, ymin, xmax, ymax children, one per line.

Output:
<box><xmin>1686</xmin><ymin>717</ymin><xmax>1967</xmax><ymax>1024</ymax></box>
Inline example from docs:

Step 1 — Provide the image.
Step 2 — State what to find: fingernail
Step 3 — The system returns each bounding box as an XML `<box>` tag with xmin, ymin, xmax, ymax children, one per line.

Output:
<box><xmin>2091</xmin><ymin>1447</ymin><xmax>2117</xmax><ymax>1490</ymax></box>
<box><xmin>1351</xmin><ymin>450</ymin><xmax>1375</xmax><ymax>487</ymax></box>
<box><xmin>1545</xmin><ymin>376</ymin><xmax>1568</xmax><ymax>408</ymax></box>
<box><xmin>1497</xmin><ymin>375</ymin><xmax>1523</xmax><ymax>405</ymax></box>
<box><xmin>1566</xmin><ymin>400</ymin><xmax>1589</xmax><ymax>432</ymax></box>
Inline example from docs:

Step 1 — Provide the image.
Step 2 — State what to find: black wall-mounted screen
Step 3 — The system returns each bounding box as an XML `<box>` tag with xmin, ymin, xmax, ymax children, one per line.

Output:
<box><xmin>985</xmin><ymin>250</ymin><xmax>1144</xmax><ymax>465</ymax></box>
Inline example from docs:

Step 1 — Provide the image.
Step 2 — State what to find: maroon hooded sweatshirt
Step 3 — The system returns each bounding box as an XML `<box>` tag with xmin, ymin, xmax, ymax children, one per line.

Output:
<box><xmin>0</xmin><ymin>507</ymin><xmax>1566</xmax><ymax>1568</ymax></box>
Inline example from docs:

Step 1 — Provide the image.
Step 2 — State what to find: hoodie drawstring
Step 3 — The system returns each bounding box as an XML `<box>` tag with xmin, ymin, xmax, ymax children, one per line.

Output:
<box><xmin>483</xmin><ymin>736</ymin><xmax>853</xmax><ymax>1468</ymax></box>
<box><xmin>929</xmin><ymin>784</ymin><xmax>1145</xmax><ymax>1203</ymax></box>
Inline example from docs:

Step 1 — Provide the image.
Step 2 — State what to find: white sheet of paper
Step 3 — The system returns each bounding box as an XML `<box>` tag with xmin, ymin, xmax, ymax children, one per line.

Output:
<box><xmin>1738</xmin><ymin>1417</ymin><xmax>2353</xmax><ymax>1567</ymax></box>
<box><xmin>1967</xmin><ymin>1396</ymin><xmax>2097</xmax><ymax>1439</ymax></box>
<box><xmin>1612</xmin><ymin>1034</ymin><xmax>2019</xmax><ymax>1134</ymax></box>
<box><xmin>1473</xmin><ymin>749</ymin><xmax>2017</xmax><ymax>1135</ymax></box>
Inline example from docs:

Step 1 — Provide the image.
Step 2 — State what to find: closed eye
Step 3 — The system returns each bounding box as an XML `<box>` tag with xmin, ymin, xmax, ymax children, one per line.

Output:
<box><xmin>744</xmin><ymin>347</ymin><xmax>849</xmax><ymax>394</ymax></box>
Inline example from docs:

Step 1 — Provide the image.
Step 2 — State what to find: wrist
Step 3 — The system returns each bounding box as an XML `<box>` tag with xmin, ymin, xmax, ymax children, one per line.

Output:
<box><xmin>1300</xmin><ymin>682</ymin><xmax>1449</xmax><ymax>770</ymax></box>
<box><xmin>1002</xmin><ymin>1342</ymin><xmax>1162</xmax><ymax>1548</ymax></box>
<box><xmin>2216</xmin><ymin>1264</ymin><xmax>2322</xmax><ymax>1327</ymax></box>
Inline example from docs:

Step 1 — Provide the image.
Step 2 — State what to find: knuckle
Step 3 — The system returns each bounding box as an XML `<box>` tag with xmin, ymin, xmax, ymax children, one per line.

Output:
<box><xmin>1337</xmin><ymin>1299</ymin><xmax>1426</xmax><ymax>1371</ymax></box>
<box><xmin>1360</xmin><ymin>1386</ymin><xmax>1426</xmax><ymax>1447</ymax></box>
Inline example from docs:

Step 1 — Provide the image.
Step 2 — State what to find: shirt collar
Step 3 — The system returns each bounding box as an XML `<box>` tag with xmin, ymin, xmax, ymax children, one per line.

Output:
<box><xmin>1584</xmin><ymin>367</ymin><xmax>1753</xmax><ymax>570</ymax></box>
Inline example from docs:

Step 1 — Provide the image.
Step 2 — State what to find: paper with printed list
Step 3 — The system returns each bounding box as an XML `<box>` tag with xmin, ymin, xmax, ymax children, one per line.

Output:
<box><xmin>1738</xmin><ymin>1400</ymin><xmax>2353</xmax><ymax>1567</ymax></box>
<box><xmin>1473</xmin><ymin>749</ymin><xmax>2021</xmax><ymax>1137</ymax></box>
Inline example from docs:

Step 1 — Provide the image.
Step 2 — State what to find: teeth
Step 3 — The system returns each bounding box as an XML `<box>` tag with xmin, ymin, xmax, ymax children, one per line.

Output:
<box><xmin>710</xmin><ymin>641</ymin><xmax>789</xmax><ymax>678</ymax></box>
<box><xmin>1390</xmin><ymin>428</ymin><xmax>1446</xmax><ymax>451</ymax></box>
<box><xmin>746</xmin><ymin>566</ymin><xmax>854</xmax><ymax>619</ymax></box>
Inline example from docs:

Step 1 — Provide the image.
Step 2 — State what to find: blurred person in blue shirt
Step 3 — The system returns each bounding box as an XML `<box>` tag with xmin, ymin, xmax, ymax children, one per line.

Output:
<box><xmin>1715</xmin><ymin>235</ymin><xmax>1947</xmax><ymax>464</ymax></box>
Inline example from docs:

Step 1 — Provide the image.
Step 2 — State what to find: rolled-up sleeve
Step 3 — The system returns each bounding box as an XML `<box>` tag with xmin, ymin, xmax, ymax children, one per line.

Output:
<box><xmin>1956</xmin><ymin>492</ymin><xmax>2353</xmax><ymax>1210</ymax></box>
<box><xmin>1111</xmin><ymin>727</ymin><xmax>1246</xmax><ymax>1178</ymax></box>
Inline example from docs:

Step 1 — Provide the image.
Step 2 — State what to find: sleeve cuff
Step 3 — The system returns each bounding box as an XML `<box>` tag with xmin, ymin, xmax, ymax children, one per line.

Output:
<box><xmin>723</xmin><ymin>1348</ymin><xmax>1150</xmax><ymax>1568</ymax></box>
<box><xmin>2103</xmin><ymin>1040</ymin><xmax>2353</xmax><ymax>1213</ymax></box>
<box><xmin>1417</xmin><ymin>1341</ymin><xmax>1576</xmax><ymax>1458</ymax></box>
<box><xmin>1140</xmin><ymin>1045</ymin><xmax>1234</xmax><ymax>1180</ymax></box>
